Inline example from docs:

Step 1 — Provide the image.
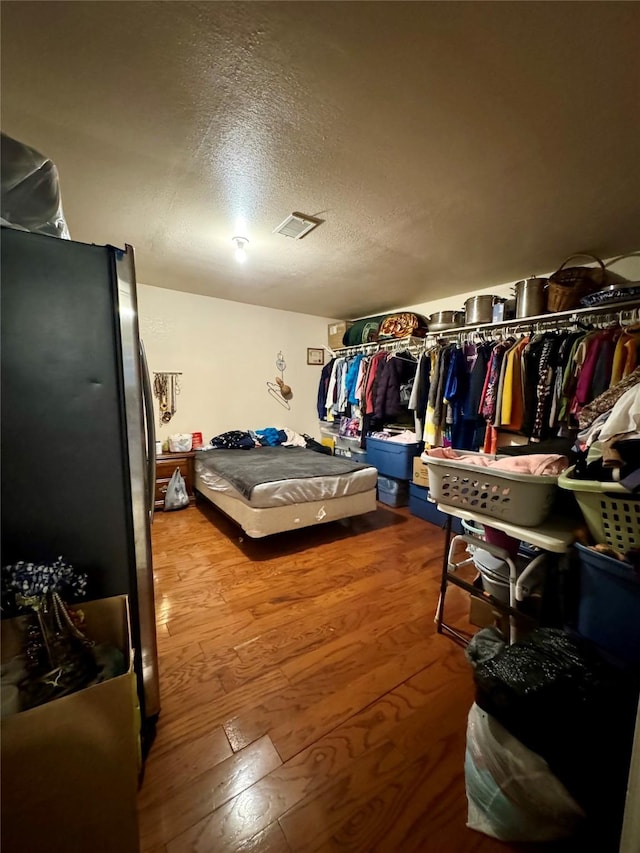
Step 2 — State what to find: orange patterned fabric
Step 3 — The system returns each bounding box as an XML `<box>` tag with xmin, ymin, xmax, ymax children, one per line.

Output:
<box><xmin>378</xmin><ymin>313</ymin><xmax>428</xmax><ymax>339</ymax></box>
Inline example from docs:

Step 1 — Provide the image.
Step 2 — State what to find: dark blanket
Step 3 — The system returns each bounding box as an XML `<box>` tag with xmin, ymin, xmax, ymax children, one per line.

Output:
<box><xmin>197</xmin><ymin>446</ymin><xmax>372</xmax><ymax>499</ymax></box>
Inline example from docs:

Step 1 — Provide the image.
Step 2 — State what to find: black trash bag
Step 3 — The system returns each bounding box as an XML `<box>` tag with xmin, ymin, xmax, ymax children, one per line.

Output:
<box><xmin>472</xmin><ymin>628</ymin><xmax>639</xmax><ymax>849</ymax></box>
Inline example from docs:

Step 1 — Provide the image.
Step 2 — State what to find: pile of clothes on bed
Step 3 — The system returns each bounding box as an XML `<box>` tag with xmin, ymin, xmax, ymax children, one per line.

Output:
<box><xmin>206</xmin><ymin>428</ymin><xmax>330</xmax><ymax>454</ymax></box>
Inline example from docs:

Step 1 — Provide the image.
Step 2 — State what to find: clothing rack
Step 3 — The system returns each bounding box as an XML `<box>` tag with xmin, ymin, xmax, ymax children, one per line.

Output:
<box><xmin>329</xmin><ymin>300</ymin><xmax>640</xmax><ymax>358</ymax></box>
<box><xmin>327</xmin><ymin>335</ymin><xmax>429</xmax><ymax>358</ymax></box>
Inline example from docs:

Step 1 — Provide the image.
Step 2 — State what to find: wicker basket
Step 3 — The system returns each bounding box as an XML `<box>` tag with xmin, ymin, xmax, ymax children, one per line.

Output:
<box><xmin>423</xmin><ymin>451</ymin><xmax>559</xmax><ymax>527</ymax></box>
<box><xmin>558</xmin><ymin>468</ymin><xmax>640</xmax><ymax>552</ymax></box>
<box><xmin>546</xmin><ymin>253</ymin><xmax>607</xmax><ymax>312</ymax></box>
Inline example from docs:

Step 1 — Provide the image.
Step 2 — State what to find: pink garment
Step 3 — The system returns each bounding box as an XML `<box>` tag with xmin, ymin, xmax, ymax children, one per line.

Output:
<box><xmin>388</xmin><ymin>430</ymin><xmax>418</xmax><ymax>444</ymax></box>
<box><xmin>427</xmin><ymin>447</ymin><xmax>568</xmax><ymax>476</ymax></box>
<box><xmin>491</xmin><ymin>455</ymin><xmax>568</xmax><ymax>476</ymax></box>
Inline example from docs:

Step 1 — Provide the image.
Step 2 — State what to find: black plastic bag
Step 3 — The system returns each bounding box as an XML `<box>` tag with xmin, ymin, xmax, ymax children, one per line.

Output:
<box><xmin>471</xmin><ymin>628</ymin><xmax>639</xmax><ymax>847</ymax></box>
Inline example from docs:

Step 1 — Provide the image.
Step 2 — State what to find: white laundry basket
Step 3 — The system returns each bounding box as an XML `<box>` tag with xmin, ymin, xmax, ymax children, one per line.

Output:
<box><xmin>424</xmin><ymin>451</ymin><xmax>558</xmax><ymax>527</ymax></box>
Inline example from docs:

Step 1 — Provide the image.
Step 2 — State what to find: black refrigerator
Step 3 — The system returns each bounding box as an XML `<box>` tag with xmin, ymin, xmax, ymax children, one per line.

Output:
<box><xmin>1</xmin><ymin>226</ymin><xmax>160</xmax><ymax>723</ymax></box>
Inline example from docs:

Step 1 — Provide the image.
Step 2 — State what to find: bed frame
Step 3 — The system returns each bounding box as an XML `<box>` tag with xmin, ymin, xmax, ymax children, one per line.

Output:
<box><xmin>194</xmin><ymin>471</ymin><xmax>377</xmax><ymax>538</ymax></box>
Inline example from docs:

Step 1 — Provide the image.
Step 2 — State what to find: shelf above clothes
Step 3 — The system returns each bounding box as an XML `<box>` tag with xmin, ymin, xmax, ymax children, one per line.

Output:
<box><xmin>328</xmin><ymin>299</ymin><xmax>640</xmax><ymax>357</ymax></box>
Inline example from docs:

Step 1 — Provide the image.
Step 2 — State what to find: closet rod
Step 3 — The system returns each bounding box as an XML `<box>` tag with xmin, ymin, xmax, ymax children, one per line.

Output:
<box><xmin>330</xmin><ymin>299</ymin><xmax>639</xmax><ymax>356</ymax></box>
<box><xmin>330</xmin><ymin>335</ymin><xmax>426</xmax><ymax>357</ymax></box>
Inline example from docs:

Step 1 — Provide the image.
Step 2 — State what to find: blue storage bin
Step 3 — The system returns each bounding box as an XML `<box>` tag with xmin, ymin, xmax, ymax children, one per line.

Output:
<box><xmin>409</xmin><ymin>483</ymin><xmax>463</xmax><ymax>533</ymax></box>
<box><xmin>365</xmin><ymin>436</ymin><xmax>422</xmax><ymax>480</ymax></box>
<box><xmin>574</xmin><ymin>543</ymin><xmax>640</xmax><ymax>664</ymax></box>
<box><xmin>378</xmin><ymin>475</ymin><xmax>409</xmax><ymax>507</ymax></box>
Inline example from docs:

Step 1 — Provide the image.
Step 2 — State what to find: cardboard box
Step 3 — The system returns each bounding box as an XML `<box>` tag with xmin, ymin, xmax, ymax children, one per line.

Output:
<box><xmin>328</xmin><ymin>320</ymin><xmax>353</xmax><ymax>349</ymax></box>
<box><xmin>413</xmin><ymin>456</ymin><xmax>430</xmax><ymax>487</ymax></box>
<box><xmin>1</xmin><ymin>596</ymin><xmax>140</xmax><ymax>853</ymax></box>
<box><xmin>469</xmin><ymin>592</ymin><xmax>509</xmax><ymax>636</ymax></box>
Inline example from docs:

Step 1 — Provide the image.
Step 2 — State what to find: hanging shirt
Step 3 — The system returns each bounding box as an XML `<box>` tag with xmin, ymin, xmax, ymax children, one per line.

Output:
<box><xmin>364</xmin><ymin>352</ymin><xmax>387</xmax><ymax>415</ymax></box>
<box><xmin>336</xmin><ymin>358</ymin><xmax>349</xmax><ymax>414</ymax></box>
<box><xmin>464</xmin><ymin>342</ymin><xmax>492</xmax><ymax>420</ymax></box>
<box><xmin>354</xmin><ymin>356</ymin><xmax>369</xmax><ymax>405</ymax></box>
<box><xmin>611</xmin><ymin>331</ymin><xmax>639</xmax><ymax>386</ymax></box>
<box><xmin>317</xmin><ymin>357</ymin><xmax>336</xmax><ymax>420</ymax></box>
<box><xmin>481</xmin><ymin>340</ymin><xmax>510</xmax><ymax>423</ymax></box>
<box><xmin>493</xmin><ymin>337</ymin><xmax>516</xmax><ymax>427</ymax></box>
<box><xmin>521</xmin><ymin>335</ymin><xmax>546</xmax><ymax>435</ymax></box>
<box><xmin>443</xmin><ymin>345</ymin><xmax>468</xmax><ymax>425</ymax></box>
<box><xmin>408</xmin><ymin>351</ymin><xmax>431</xmax><ymax>442</ymax></box>
<box><xmin>572</xmin><ymin>333</ymin><xmax>605</xmax><ymax>416</ymax></box>
<box><xmin>532</xmin><ymin>334</ymin><xmax>563</xmax><ymax>441</ymax></box>
<box><xmin>425</xmin><ymin>346</ymin><xmax>446</xmax><ymax>447</ymax></box>
<box><xmin>345</xmin><ymin>354</ymin><xmax>364</xmax><ymax>406</ymax></box>
<box><xmin>326</xmin><ymin>357</ymin><xmax>345</xmax><ymax>420</ymax></box>
<box><xmin>500</xmin><ymin>336</ymin><xmax>529</xmax><ymax>431</ymax></box>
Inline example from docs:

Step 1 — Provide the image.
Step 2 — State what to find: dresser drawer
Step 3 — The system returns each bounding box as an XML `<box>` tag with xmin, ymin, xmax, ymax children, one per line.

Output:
<box><xmin>155</xmin><ymin>452</ymin><xmax>196</xmax><ymax>509</ymax></box>
<box><xmin>156</xmin><ymin>459</ymin><xmax>191</xmax><ymax>481</ymax></box>
<box><xmin>155</xmin><ymin>477</ymin><xmax>172</xmax><ymax>505</ymax></box>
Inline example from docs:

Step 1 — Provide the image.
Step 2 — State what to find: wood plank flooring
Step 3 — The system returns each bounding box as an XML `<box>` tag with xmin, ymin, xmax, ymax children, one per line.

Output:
<box><xmin>138</xmin><ymin>501</ymin><xmax>522</xmax><ymax>852</ymax></box>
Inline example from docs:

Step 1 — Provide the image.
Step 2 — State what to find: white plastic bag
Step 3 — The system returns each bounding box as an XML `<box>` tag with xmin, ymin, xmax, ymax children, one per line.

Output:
<box><xmin>168</xmin><ymin>433</ymin><xmax>192</xmax><ymax>452</ymax></box>
<box><xmin>1</xmin><ymin>133</ymin><xmax>70</xmax><ymax>238</ymax></box>
<box><xmin>164</xmin><ymin>467</ymin><xmax>189</xmax><ymax>511</ymax></box>
<box><xmin>465</xmin><ymin>703</ymin><xmax>584</xmax><ymax>842</ymax></box>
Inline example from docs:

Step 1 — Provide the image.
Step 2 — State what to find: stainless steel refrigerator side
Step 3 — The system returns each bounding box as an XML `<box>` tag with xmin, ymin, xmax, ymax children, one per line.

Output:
<box><xmin>115</xmin><ymin>245</ymin><xmax>161</xmax><ymax>719</ymax></box>
<box><xmin>140</xmin><ymin>339</ymin><xmax>156</xmax><ymax>523</ymax></box>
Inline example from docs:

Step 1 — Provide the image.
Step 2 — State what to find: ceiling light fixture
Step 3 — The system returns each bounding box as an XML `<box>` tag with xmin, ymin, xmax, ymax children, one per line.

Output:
<box><xmin>232</xmin><ymin>236</ymin><xmax>249</xmax><ymax>264</ymax></box>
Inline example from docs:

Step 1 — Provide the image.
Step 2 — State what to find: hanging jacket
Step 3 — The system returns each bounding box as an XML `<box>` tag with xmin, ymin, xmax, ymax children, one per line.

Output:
<box><xmin>374</xmin><ymin>352</ymin><xmax>417</xmax><ymax>420</ymax></box>
<box><xmin>345</xmin><ymin>354</ymin><xmax>364</xmax><ymax>405</ymax></box>
<box><xmin>364</xmin><ymin>352</ymin><xmax>387</xmax><ymax>414</ymax></box>
<box><xmin>317</xmin><ymin>358</ymin><xmax>336</xmax><ymax>419</ymax></box>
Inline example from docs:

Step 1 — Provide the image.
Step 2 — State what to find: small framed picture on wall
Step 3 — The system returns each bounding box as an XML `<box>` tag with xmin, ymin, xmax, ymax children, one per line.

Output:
<box><xmin>307</xmin><ymin>347</ymin><xmax>324</xmax><ymax>365</ymax></box>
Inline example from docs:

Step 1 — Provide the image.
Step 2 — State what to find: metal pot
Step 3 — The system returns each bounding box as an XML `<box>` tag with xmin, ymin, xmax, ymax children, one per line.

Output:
<box><xmin>464</xmin><ymin>295</ymin><xmax>500</xmax><ymax>325</ymax></box>
<box><xmin>514</xmin><ymin>276</ymin><xmax>548</xmax><ymax>318</ymax></box>
<box><xmin>427</xmin><ymin>310</ymin><xmax>464</xmax><ymax>332</ymax></box>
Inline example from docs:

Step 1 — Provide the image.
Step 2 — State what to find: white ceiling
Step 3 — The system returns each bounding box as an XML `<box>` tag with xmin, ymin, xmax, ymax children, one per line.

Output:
<box><xmin>2</xmin><ymin>1</ymin><xmax>639</xmax><ymax>318</ymax></box>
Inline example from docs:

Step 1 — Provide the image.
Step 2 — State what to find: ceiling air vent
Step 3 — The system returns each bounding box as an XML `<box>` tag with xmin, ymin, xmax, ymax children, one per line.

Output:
<box><xmin>273</xmin><ymin>212</ymin><xmax>322</xmax><ymax>239</ymax></box>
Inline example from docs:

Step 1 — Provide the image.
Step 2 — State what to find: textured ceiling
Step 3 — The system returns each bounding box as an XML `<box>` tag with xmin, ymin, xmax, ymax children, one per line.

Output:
<box><xmin>2</xmin><ymin>1</ymin><xmax>639</xmax><ymax>318</ymax></box>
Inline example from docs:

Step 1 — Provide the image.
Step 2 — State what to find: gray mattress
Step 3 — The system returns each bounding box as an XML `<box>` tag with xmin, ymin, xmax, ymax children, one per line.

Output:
<box><xmin>196</xmin><ymin>445</ymin><xmax>373</xmax><ymax>499</ymax></box>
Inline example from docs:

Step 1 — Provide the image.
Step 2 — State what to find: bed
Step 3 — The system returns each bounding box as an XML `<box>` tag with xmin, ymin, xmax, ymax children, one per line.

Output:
<box><xmin>194</xmin><ymin>445</ymin><xmax>378</xmax><ymax>538</ymax></box>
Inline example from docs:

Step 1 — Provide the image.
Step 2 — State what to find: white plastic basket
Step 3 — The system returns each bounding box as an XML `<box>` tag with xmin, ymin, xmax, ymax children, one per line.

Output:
<box><xmin>423</xmin><ymin>451</ymin><xmax>558</xmax><ymax>527</ymax></box>
<box><xmin>558</xmin><ymin>467</ymin><xmax>640</xmax><ymax>551</ymax></box>
<box><xmin>168</xmin><ymin>433</ymin><xmax>192</xmax><ymax>452</ymax></box>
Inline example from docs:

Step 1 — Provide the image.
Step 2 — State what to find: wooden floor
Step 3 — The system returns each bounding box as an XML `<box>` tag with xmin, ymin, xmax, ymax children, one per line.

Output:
<box><xmin>137</xmin><ymin>501</ymin><xmax>521</xmax><ymax>853</ymax></box>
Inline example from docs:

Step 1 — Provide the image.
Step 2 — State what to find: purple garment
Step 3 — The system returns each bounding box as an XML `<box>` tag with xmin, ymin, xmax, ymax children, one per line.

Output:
<box><xmin>481</xmin><ymin>342</ymin><xmax>509</xmax><ymax>422</ymax></box>
<box><xmin>573</xmin><ymin>335</ymin><xmax>603</xmax><ymax>413</ymax></box>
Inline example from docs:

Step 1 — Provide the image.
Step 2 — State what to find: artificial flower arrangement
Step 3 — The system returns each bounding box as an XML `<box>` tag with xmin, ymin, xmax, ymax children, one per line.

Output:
<box><xmin>1</xmin><ymin>557</ymin><xmax>99</xmax><ymax>710</ymax></box>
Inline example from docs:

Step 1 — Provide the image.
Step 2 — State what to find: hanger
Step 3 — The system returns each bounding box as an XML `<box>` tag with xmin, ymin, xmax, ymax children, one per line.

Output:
<box><xmin>266</xmin><ymin>381</ymin><xmax>291</xmax><ymax>409</ymax></box>
<box><xmin>620</xmin><ymin>307</ymin><xmax>640</xmax><ymax>330</ymax></box>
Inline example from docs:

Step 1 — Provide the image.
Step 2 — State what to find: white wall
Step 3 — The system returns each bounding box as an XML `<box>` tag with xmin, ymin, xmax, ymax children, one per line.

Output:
<box><xmin>137</xmin><ymin>285</ymin><xmax>335</xmax><ymax>442</ymax></box>
<box><xmin>389</xmin><ymin>252</ymin><xmax>640</xmax><ymax>318</ymax></box>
